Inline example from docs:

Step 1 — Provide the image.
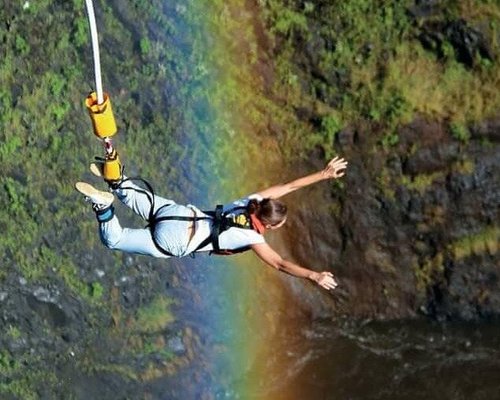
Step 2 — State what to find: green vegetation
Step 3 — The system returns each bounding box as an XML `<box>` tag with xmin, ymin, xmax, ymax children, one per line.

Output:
<box><xmin>77</xmin><ymin>292</ymin><xmax>177</xmax><ymax>384</ymax></box>
<box><xmin>260</xmin><ymin>0</ymin><xmax>500</xmax><ymax>156</ymax></box>
<box><xmin>413</xmin><ymin>226</ymin><xmax>498</xmax><ymax>293</ymax></box>
<box><xmin>450</xmin><ymin>122</ymin><xmax>471</xmax><ymax>142</ymax></box>
<box><xmin>7</xmin><ymin>325</ymin><xmax>21</xmax><ymax>340</ymax></box>
<box><xmin>400</xmin><ymin>171</ymin><xmax>445</xmax><ymax>194</ymax></box>
<box><xmin>134</xmin><ymin>295</ymin><xmax>175</xmax><ymax>333</ymax></box>
<box><xmin>450</xmin><ymin>226</ymin><xmax>499</xmax><ymax>260</ymax></box>
<box><xmin>89</xmin><ymin>281</ymin><xmax>104</xmax><ymax>300</ymax></box>
<box><xmin>0</xmin><ymin>350</ymin><xmax>57</xmax><ymax>400</ymax></box>
<box><xmin>414</xmin><ymin>253</ymin><xmax>445</xmax><ymax>292</ymax></box>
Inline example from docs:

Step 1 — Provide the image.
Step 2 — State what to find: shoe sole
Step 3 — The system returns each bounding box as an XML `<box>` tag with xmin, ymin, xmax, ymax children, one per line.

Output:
<box><xmin>90</xmin><ymin>162</ymin><xmax>104</xmax><ymax>177</ymax></box>
<box><xmin>75</xmin><ymin>182</ymin><xmax>114</xmax><ymax>206</ymax></box>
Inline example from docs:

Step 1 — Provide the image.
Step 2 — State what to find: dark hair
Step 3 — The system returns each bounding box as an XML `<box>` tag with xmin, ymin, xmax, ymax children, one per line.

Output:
<box><xmin>247</xmin><ymin>198</ymin><xmax>287</xmax><ymax>227</ymax></box>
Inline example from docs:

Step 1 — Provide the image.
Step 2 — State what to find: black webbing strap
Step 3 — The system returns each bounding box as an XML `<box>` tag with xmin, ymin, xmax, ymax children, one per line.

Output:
<box><xmin>114</xmin><ymin>177</ymin><xmax>254</xmax><ymax>256</ymax></box>
<box><xmin>210</xmin><ymin>205</ymin><xmax>223</xmax><ymax>253</ymax></box>
<box><xmin>114</xmin><ymin>176</ymin><xmax>156</xmax><ymax>221</ymax></box>
<box><xmin>113</xmin><ymin>177</ymin><xmax>176</xmax><ymax>257</ymax></box>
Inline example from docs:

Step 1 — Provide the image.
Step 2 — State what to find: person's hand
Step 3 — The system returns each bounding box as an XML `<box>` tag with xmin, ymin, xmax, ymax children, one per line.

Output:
<box><xmin>322</xmin><ymin>156</ymin><xmax>348</xmax><ymax>179</ymax></box>
<box><xmin>313</xmin><ymin>272</ymin><xmax>338</xmax><ymax>290</ymax></box>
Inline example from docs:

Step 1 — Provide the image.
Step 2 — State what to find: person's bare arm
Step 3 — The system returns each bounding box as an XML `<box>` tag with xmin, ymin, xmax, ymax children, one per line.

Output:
<box><xmin>251</xmin><ymin>243</ymin><xmax>338</xmax><ymax>290</ymax></box>
<box><xmin>256</xmin><ymin>156</ymin><xmax>348</xmax><ymax>200</ymax></box>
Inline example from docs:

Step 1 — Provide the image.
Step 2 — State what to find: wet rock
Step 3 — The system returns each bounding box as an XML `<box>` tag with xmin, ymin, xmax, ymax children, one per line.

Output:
<box><xmin>0</xmin><ymin>292</ymin><xmax>8</xmax><ymax>302</ymax></box>
<box><xmin>416</xmin><ymin>19</ymin><xmax>493</xmax><ymax>68</ymax></box>
<box><xmin>33</xmin><ymin>286</ymin><xmax>59</xmax><ymax>303</ymax></box>
<box><xmin>470</xmin><ymin>117</ymin><xmax>500</xmax><ymax>142</ymax></box>
<box><xmin>438</xmin><ymin>256</ymin><xmax>500</xmax><ymax>320</ymax></box>
<box><xmin>399</xmin><ymin>117</ymin><xmax>447</xmax><ymax>147</ymax></box>
<box><xmin>167</xmin><ymin>335</ymin><xmax>186</xmax><ymax>355</ymax></box>
<box><xmin>445</xmin><ymin>20</ymin><xmax>494</xmax><ymax>67</ymax></box>
<box><xmin>95</xmin><ymin>269</ymin><xmax>105</xmax><ymax>278</ymax></box>
<box><xmin>121</xmin><ymin>286</ymin><xmax>139</xmax><ymax>307</ymax></box>
<box><xmin>125</xmin><ymin>255</ymin><xmax>136</xmax><ymax>268</ymax></box>
<box><xmin>364</xmin><ymin>243</ymin><xmax>395</xmax><ymax>273</ymax></box>
<box><xmin>6</xmin><ymin>337</ymin><xmax>28</xmax><ymax>353</ymax></box>
<box><xmin>27</xmin><ymin>295</ymin><xmax>68</xmax><ymax>328</ymax></box>
<box><xmin>446</xmin><ymin>170</ymin><xmax>475</xmax><ymax>196</ymax></box>
<box><xmin>284</xmin><ymin>106</ymin><xmax>498</xmax><ymax>320</ymax></box>
<box><xmin>294</xmin><ymin>106</ymin><xmax>315</xmax><ymax>123</ymax></box>
<box><xmin>404</xmin><ymin>143</ymin><xmax>459</xmax><ymax>175</ymax></box>
<box><xmin>395</xmin><ymin>186</ymin><xmax>412</xmax><ymax>209</ymax></box>
<box><xmin>337</xmin><ymin>127</ymin><xmax>356</xmax><ymax>149</ymax></box>
<box><xmin>301</xmin><ymin>21</ymin><xmax>325</xmax><ymax>73</ymax></box>
<box><xmin>408</xmin><ymin>0</ymin><xmax>442</xmax><ymax>19</ymax></box>
<box><xmin>115</xmin><ymin>275</ymin><xmax>131</xmax><ymax>286</ymax></box>
<box><xmin>407</xmin><ymin>196</ymin><xmax>424</xmax><ymax>222</ymax></box>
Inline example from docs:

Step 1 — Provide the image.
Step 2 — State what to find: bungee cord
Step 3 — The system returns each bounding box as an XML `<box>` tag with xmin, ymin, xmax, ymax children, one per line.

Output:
<box><xmin>84</xmin><ymin>0</ymin><xmax>104</xmax><ymax>105</ymax></box>
<box><xmin>83</xmin><ymin>0</ymin><xmax>122</xmax><ymax>181</ymax></box>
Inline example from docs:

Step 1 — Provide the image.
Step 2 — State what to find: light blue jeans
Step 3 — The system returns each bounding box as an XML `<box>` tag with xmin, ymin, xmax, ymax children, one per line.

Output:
<box><xmin>99</xmin><ymin>180</ymin><xmax>195</xmax><ymax>258</ymax></box>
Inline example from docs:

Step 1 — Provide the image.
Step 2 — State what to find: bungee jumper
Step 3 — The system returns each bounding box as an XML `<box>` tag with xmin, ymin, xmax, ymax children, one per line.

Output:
<box><xmin>75</xmin><ymin>0</ymin><xmax>347</xmax><ymax>291</ymax></box>
<box><xmin>76</xmin><ymin>158</ymin><xmax>347</xmax><ymax>291</ymax></box>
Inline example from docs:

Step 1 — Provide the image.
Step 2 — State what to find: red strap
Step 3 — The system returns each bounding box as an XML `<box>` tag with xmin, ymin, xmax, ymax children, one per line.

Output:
<box><xmin>249</xmin><ymin>214</ymin><xmax>266</xmax><ymax>234</ymax></box>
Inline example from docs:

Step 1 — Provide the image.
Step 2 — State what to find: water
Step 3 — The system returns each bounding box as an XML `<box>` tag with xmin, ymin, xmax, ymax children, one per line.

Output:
<box><xmin>250</xmin><ymin>317</ymin><xmax>500</xmax><ymax>400</ymax></box>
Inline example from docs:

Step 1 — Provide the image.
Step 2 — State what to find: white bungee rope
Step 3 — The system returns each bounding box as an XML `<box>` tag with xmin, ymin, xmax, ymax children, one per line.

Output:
<box><xmin>84</xmin><ymin>0</ymin><xmax>104</xmax><ymax>105</ymax></box>
<box><xmin>83</xmin><ymin>0</ymin><xmax>118</xmax><ymax>165</ymax></box>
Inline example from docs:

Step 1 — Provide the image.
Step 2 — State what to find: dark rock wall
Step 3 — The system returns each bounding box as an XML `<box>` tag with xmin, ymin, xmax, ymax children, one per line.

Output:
<box><xmin>264</xmin><ymin>0</ymin><xmax>500</xmax><ymax>320</ymax></box>
<box><xmin>282</xmin><ymin>116</ymin><xmax>498</xmax><ymax>320</ymax></box>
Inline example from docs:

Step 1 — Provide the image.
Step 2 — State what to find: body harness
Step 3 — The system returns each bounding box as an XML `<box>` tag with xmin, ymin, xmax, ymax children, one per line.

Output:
<box><xmin>114</xmin><ymin>177</ymin><xmax>265</xmax><ymax>257</ymax></box>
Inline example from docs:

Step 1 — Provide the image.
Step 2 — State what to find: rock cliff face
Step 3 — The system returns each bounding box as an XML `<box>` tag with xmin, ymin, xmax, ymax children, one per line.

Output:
<box><xmin>283</xmin><ymin>115</ymin><xmax>498</xmax><ymax>320</ymax></box>
<box><xmin>264</xmin><ymin>0</ymin><xmax>499</xmax><ymax>320</ymax></box>
<box><xmin>353</xmin><ymin>119</ymin><xmax>495</xmax><ymax>320</ymax></box>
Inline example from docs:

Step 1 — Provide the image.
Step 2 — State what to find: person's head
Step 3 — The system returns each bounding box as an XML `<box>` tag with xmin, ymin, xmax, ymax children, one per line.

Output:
<box><xmin>247</xmin><ymin>198</ymin><xmax>287</xmax><ymax>230</ymax></box>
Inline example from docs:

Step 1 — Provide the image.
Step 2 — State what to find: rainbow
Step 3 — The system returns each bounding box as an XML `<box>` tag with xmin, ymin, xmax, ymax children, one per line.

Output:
<box><xmin>164</xmin><ymin>1</ymin><xmax>301</xmax><ymax>397</ymax></box>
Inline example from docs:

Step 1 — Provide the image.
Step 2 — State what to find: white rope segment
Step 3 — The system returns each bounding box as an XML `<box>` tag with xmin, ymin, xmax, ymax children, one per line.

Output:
<box><xmin>84</xmin><ymin>0</ymin><xmax>104</xmax><ymax>105</ymax></box>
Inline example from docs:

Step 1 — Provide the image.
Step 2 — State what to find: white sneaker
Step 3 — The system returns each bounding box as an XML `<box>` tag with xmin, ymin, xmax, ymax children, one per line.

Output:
<box><xmin>75</xmin><ymin>182</ymin><xmax>114</xmax><ymax>209</ymax></box>
<box><xmin>89</xmin><ymin>162</ymin><xmax>104</xmax><ymax>178</ymax></box>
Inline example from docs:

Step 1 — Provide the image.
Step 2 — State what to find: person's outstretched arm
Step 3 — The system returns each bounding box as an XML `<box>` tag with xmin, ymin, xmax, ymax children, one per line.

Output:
<box><xmin>251</xmin><ymin>243</ymin><xmax>338</xmax><ymax>291</ymax></box>
<box><xmin>256</xmin><ymin>156</ymin><xmax>348</xmax><ymax>200</ymax></box>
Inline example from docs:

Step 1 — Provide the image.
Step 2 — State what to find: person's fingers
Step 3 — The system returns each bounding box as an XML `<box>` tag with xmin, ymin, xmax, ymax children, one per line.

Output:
<box><xmin>319</xmin><ymin>275</ymin><xmax>338</xmax><ymax>289</ymax></box>
<box><xmin>328</xmin><ymin>157</ymin><xmax>340</xmax><ymax>167</ymax></box>
<box><xmin>331</xmin><ymin>157</ymin><xmax>346</xmax><ymax>164</ymax></box>
<box><xmin>328</xmin><ymin>159</ymin><xmax>348</xmax><ymax>168</ymax></box>
<box><xmin>324</xmin><ymin>281</ymin><xmax>337</xmax><ymax>290</ymax></box>
<box><xmin>331</xmin><ymin>163</ymin><xmax>348</xmax><ymax>173</ymax></box>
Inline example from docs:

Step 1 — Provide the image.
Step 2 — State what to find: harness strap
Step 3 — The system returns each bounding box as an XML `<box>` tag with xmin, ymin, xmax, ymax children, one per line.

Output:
<box><xmin>151</xmin><ymin>233</ymin><xmax>175</xmax><ymax>257</ymax></box>
<box><xmin>112</xmin><ymin>177</ymin><xmax>175</xmax><ymax>256</ymax></box>
<box><xmin>210</xmin><ymin>205</ymin><xmax>223</xmax><ymax>253</ymax></box>
<box><xmin>114</xmin><ymin>177</ymin><xmax>260</xmax><ymax>256</ymax></box>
